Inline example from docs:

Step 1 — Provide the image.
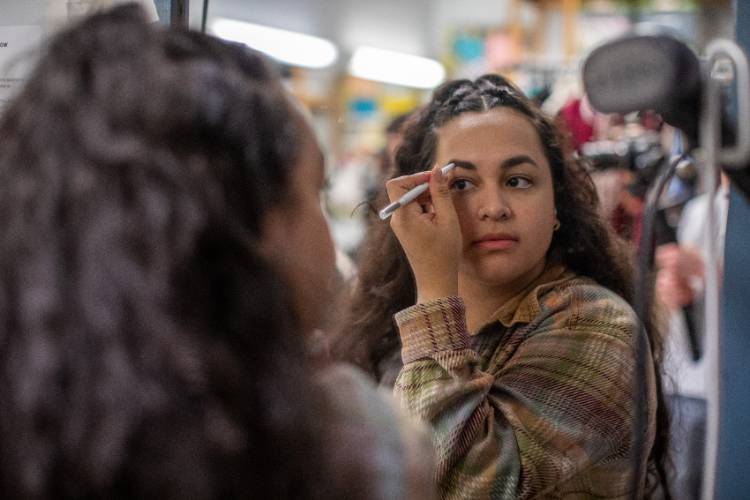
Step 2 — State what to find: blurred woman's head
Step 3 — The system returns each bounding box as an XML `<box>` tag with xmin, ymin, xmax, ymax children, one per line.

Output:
<box><xmin>258</xmin><ymin>103</ymin><xmax>336</xmax><ymax>334</ymax></box>
<box><xmin>0</xmin><ymin>5</ymin><xmax>341</xmax><ymax>498</ymax></box>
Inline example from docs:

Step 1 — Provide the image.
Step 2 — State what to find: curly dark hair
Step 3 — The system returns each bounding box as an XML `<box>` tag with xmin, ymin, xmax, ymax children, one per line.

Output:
<box><xmin>331</xmin><ymin>73</ymin><xmax>670</xmax><ymax>497</ymax></box>
<box><xmin>0</xmin><ymin>5</ymin><xmax>370</xmax><ymax>499</ymax></box>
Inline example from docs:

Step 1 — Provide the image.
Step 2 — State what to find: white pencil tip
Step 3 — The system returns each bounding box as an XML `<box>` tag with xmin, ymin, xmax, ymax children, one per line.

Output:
<box><xmin>379</xmin><ymin>202</ymin><xmax>401</xmax><ymax>220</ymax></box>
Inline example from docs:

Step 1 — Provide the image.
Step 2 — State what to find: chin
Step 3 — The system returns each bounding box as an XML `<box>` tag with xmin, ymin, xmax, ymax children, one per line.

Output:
<box><xmin>472</xmin><ymin>266</ymin><xmax>524</xmax><ymax>287</ymax></box>
<box><xmin>469</xmin><ymin>256</ymin><xmax>540</xmax><ymax>284</ymax></box>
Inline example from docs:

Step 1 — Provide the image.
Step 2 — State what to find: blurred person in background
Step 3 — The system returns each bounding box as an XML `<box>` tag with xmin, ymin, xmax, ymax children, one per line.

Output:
<box><xmin>361</xmin><ymin>111</ymin><xmax>420</xmax><ymax>215</ymax></box>
<box><xmin>382</xmin><ymin>112</ymin><xmax>417</xmax><ymax>175</ymax></box>
<box><xmin>555</xmin><ymin>93</ymin><xmax>595</xmax><ymax>153</ymax></box>
<box><xmin>333</xmin><ymin>74</ymin><xmax>671</xmax><ymax>499</ymax></box>
<box><xmin>612</xmin><ymin>172</ymin><xmax>648</xmax><ymax>247</ymax></box>
<box><xmin>327</xmin><ymin>113</ymin><xmax>420</xmax><ymax>260</ymax></box>
<box><xmin>0</xmin><ymin>5</ymin><xmax>432</xmax><ymax>499</ymax></box>
<box><xmin>655</xmin><ymin>172</ymin><xmax>730</xmax><ymax>500</ymax></box>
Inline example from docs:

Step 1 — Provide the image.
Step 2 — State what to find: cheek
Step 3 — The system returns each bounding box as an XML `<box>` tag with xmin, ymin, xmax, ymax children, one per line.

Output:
<box><xmin>311</xmin><ymin>215</ymin><xmax>336</xmax><ymax>277</ymax></box>
<box><xmin>312</xmin><ymin>203</ymin><xmax>337</xmax><ymax>279</ymax></box>
<box><xmin>282</xmin><ymin>207</ymin><xmax>337</xmax><ymax>328</ymax></box>
<box><xmin>452</xmin><ymin>196</ymin><xmax>475</xmax><ymax>245</ymax></box>
<box><xmin>525</xmin><ymin>202</ymin><xmax>555</xmax><ymax>225</ymax></box>
<box><xmin>527</xmin><ymin>203</ymin><xmax>557</xmax><ymax>248</ymax></box>
<box><xmin>522</xmin><ymin>201</ymin><xmax>556</xmax><ymax>233</ymax></box>
<box><xmin>292</xmin><ymin>203</ymin><xmax>335</xmax><ymax>276</ymax></box>
<box><xmin>262</xmin><ymin>201</ymin><xmax>336</xmax><ymax>293</ymax></box>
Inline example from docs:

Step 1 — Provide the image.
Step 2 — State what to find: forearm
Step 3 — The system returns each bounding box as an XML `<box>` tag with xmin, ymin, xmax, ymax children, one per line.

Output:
<box><xmin>392</xmin><ymin>294</ymin><xmax>647</xmax><ymax>499</ymax></box>
<box><xmin>393</xmin><ymin>297</ymin><xmax>521</xmax><ymax>497</ymax></box>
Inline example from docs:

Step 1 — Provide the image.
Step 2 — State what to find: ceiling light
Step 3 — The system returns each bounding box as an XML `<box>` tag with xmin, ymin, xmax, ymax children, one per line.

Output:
<box><xmin>210</xmin><ymin>18</ymin><xmax>338</xmax><ymax>69</ymax></box>
<box><xmin>349</xmin><ymin>46</ymin><xmax>446</xmax><ymax>89</ymax></box>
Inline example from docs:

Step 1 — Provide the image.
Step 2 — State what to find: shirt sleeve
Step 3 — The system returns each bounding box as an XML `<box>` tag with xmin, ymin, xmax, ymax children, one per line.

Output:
<box><xmin>393</xmin><ymin>293</ymin><xmax>654</xmax><ymax>499</ymax></box>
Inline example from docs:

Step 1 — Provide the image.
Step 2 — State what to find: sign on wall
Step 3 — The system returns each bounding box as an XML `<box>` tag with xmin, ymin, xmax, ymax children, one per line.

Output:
<box><xmin>0</xmin><ymin>24</ymin><xmax>43</xmax><ymax>113</ymax></box>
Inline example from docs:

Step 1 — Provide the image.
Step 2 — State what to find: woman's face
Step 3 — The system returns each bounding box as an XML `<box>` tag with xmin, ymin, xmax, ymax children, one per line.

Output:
<box><xmin>434</xmin><ymin>107</ymin><xmax>558</xmax><ymax>294</ymax></box>
<box><xmin>260</xmin><ymin>114</ymin><xmax>336</xmax><ymax>334</ymax></box>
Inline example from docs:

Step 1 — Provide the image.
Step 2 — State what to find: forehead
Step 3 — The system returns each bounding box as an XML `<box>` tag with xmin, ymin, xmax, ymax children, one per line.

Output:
<box><xmin>435</xmin><ymin>107</ymin><xmax>546</xmax><ymax>162</ymax></box>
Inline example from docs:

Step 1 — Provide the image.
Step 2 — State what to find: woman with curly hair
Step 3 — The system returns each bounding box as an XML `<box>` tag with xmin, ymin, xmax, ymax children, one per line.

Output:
<box><xmin>0</xmin><ymin>5</ymin><xmax>432</xmax><ymax>499</ymax></box>
<box><xmin>332</xmin><ymin>74</ymin><xmax>670</xmax><ymax>499</ymax></box>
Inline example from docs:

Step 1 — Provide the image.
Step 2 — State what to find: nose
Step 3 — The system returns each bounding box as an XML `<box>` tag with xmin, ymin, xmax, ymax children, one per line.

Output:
<box><xmin>477</xmin><ymin>187</ymin><xmax>511</xmax><ymax>221</ymax></box>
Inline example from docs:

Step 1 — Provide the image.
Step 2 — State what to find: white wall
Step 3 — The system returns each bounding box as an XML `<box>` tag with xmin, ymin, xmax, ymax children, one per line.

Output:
<box><xmin>333</xmin><ymin>0</ymin><xmax>432</xmax><ymax>57</ymax></box>
<box><xmin>207</xmin><ymin>0</ymin><xmax>522</xmax><ymax>60</ymax></box>
<box><xmin>208</xmin><ymin>0</ymin><xmax>338</xmax><ymax>42</ymax></box>
<box><xmin>0</xmin><ymin>0</ymin><xmax>47</xmax><ymax>25</ymax></box>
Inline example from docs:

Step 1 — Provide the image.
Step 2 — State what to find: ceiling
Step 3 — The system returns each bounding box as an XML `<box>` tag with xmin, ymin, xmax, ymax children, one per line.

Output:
<box><xmin>206</xmin><ymin>0</ymin><xmax>520</xmax><ymax>60</ymax></box>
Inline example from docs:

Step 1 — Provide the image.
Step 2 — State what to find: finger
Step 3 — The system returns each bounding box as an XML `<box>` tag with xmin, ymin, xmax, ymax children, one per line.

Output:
<box><xmin>427</xmin><ymin>163</ymin><xmax>457</xmax><ymax>220</ymax></box>
<box><xmin>681</xmin><ymin>248</ymin><xmax>705</xmax><ymax>276</ymax></box>
<box><xmin>655</xmin><ymin>244</ymin><xmax>678</xmax><ymax>267</ymax></box>
<box><xmin>656</xmin><ymin>275</ymin><xmax>687</xmax><ymax>310</ymax></box>
<box><xmin>385</xmin><ymin>171</ymin><xmax>432</xmax><ymax>202</ymax></box>
<box><xmin>656</xmin><ymin>253</ymin><xmax>681</xmax><ymax>271</ymax></box>
<box><xmin>657</xmin><ymin>256</ymin><xmax>679</xmax><ymax>271</ymax></box>
<box><xmin>669</xmin><ymin>282</ymin><xmax>693</xmax><ymax>307</ymax></box>
<box><xmin>655</xmin><ymin>243</ymin><xmax>678</xmax><ymax>256</ymax></box>
<box><xmin>415</xmin><ymin>189</ymin><xmax>433</xmax><ymax>206</ymax></box>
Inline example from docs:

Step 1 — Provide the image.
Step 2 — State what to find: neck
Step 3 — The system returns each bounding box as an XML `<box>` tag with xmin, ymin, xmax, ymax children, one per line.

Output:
<box><xmin>459</xmin><ymin>261</ymin><xmax>547</xmax><ymax>333</ymax></box>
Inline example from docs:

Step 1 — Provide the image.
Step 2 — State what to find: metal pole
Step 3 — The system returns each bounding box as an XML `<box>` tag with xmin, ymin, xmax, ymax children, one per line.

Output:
<box><xmin>170</xmin><ymin>0</ymin><xmax>188</xmax><ymax>29</ymax></box>
<box><xmin>201</xmin><ymin>0</ymin><xmax>209</xmax><ymax>33</ymax></box>
<box><xmin>699</xmin><ymin>38</ymin><xmax>750</xmax><ymax>500</ymax></box>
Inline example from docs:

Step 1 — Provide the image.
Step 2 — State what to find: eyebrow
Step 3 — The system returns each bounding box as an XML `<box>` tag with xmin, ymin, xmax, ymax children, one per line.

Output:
<box><xmin>448</xmin><ymin>155</ymin><xmax>540</xmax><ymax>171</ymax></box>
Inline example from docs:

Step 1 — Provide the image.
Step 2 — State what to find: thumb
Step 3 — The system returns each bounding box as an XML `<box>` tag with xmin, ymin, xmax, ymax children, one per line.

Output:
<box><xmin>429</xmin><ymin>163</ymin><xmax>456</xmax><ymax>219</ymax></box>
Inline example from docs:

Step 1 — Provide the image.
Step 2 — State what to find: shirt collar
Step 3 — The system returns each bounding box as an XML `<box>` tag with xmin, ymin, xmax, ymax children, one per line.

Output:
<box><xmin>476</xmin><ymin>263</ymin><xmax>573</xmax><ymax>332</ymax></box>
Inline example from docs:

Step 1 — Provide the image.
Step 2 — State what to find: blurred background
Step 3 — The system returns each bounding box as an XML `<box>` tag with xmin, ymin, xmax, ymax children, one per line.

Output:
<box><xmin>200</xmin><ymin>0</ymin><xmax>735</xmax><ymax>259</ymax></box>
<box><xmin>0</xmin><ymin>0</ymin><xmax>737</xmax><ymax>259</ymax></box>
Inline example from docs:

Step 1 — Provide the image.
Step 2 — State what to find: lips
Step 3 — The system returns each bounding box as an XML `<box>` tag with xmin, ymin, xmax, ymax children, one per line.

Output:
<box><xmin>474</xmin><ymin>233</ymin><xmax>519</xmax><ymax>250</ymax></box>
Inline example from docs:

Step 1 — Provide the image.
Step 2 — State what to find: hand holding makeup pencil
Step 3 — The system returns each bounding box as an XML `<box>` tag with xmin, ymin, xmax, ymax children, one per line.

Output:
<box><xmin>385</xmin><ymin>163</ymin><xmax>461</xmax><ymax>303</ymax></box>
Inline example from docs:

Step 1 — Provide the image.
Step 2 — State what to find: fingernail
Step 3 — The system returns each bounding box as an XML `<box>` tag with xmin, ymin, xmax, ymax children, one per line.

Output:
<box><xmin>434</xmin><ymin>164</ymin><xmax>444</xmax><ymax>180</ymax></box>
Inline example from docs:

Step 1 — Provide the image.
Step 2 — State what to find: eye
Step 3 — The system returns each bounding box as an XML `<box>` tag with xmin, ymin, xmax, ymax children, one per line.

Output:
<box><xmin>507</xmin><ymin>176</ymin><xmax>532</xmax><ymax>189</ymax></box>
<box><xmin>450</xmin><ymin>178</ymin><xmax>476</xmax><ymax>192</ymax></box>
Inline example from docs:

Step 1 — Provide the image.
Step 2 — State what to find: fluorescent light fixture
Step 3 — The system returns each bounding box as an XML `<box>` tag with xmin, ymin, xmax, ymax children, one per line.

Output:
<box><xmin>349</xmin><ymin>47</ymin><xmax>446</xmax><ymax>89</ymax></box>
<box><xmin>210</xmin><ymin>18</ymin><xmax>338</xmax><ymax>69</ymax></box>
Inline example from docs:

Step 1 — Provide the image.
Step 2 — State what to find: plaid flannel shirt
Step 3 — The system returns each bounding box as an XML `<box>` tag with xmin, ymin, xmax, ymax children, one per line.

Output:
<box><xmin>393</xmin><ymin>265</ymin><xmax>656</xmax><ymax>499</ymax></box>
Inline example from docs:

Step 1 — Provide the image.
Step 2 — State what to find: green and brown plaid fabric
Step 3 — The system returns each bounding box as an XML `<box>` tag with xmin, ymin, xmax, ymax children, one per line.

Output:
<box><xmin>393</xmin><ymin>265</ymin><xmax>656</xmax><ymax>499</ymax></box>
